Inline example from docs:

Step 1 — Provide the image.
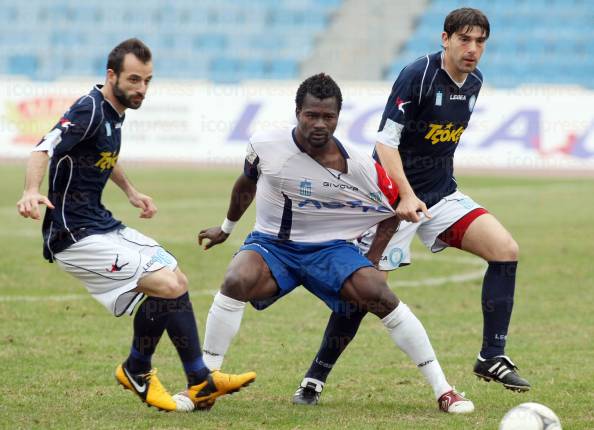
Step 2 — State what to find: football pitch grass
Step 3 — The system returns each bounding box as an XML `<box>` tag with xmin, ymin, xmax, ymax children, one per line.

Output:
<box><xmin>1</xmin><ymin>164</ymin><xmax>593</xmax><ymax>429</ymax></box>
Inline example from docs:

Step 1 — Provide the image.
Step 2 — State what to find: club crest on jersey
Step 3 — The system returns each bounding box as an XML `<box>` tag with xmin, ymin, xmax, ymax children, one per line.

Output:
<box><xmin>299</xmin><ymin>179</ymin><xmax>312</xmax><ymax>196</ymax></box>
<box><xmin>424</xmin><ymin>123</ymin><xmax>465</xmax><ymax>145</ymax></box>
<box><xmin>369</xmin><ymin>192</ymin><xmax>383</xmax><ymax>204</ymax></box>
<box><xmin>95</xmin><ymin>151</ymin><xmax>119</xmax><ymax>171</ymax></box>
<box><xmin>435</xmin><ymin>91</ymin><xmax>443</xmax><ymax>106</ymax></box>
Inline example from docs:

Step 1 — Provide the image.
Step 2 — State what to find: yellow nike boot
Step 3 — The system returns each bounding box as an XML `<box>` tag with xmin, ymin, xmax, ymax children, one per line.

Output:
<box><xmin>184</xmin><ymin>370</ymin><xmax>256</xmax><ymax>410</ymax></box>
<box><xmin>115</xmin><ymin>363</ymin><xmax>177</xmax><ymax>412</ymax></box>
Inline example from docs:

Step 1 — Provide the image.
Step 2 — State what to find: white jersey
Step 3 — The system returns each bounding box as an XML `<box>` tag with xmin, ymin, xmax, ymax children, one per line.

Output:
<box><xmin>244</xmin><ymin>127</ymin><xmax>397</xmax><ymax>243</ymax></box>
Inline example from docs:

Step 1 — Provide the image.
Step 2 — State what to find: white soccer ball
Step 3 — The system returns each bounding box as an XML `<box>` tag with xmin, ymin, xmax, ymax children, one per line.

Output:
<box><xmin>499</xmin><ymin>402</ymin><xmax>562</xmax><ymax>430</ymax></box>
<box><xmin>172</xmin><ymin>392</ymin><xmax>195</xmax><ymax>412</ymax></box>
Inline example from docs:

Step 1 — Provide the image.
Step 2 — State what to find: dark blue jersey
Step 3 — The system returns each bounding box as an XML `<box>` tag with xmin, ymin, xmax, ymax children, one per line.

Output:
<box><xmin>375</xmin><ymin>51</ymin><xmax>483</xmax><ymax>207</ymax></box>
<box><xmin>39</xmin><ymin>85</ymin><xmax>124</xmax><ymax>261</ymax></box>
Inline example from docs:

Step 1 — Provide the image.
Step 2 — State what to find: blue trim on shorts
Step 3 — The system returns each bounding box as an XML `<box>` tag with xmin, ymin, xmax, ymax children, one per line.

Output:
<box><xmin>239</xmin><ymin>231</ymin><xmax>372</xmax><ymax>315</ymax></box>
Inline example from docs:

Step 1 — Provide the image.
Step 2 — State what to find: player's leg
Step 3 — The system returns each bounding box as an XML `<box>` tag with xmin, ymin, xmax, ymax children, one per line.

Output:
<box><xmin>53</xmin><ymin>231</ymin><xmax>183</xmax><ymax>411</ymax></box>
<box><xmin>161</xmin><ymin>269</ymin><xmax>210</xmax><ymax>387</ymax></box>
<box><xmin>114</xmin><ymin>267</ymin><xmax>190</xmax><ymax>411</ymax></box>
<box><xmin>292</xmin><ymin>309</ymin><xmax>367</xmax><ymax>405</ymax></box>
<box><xmin>294</xmin><ymin>223</ymin><xmax>417</xmax><ymax>405</ymax></box>
<box><xmin>340</xmin><ymin>267</ymin><xmax>474</xmax><ymax>413</ymax></box>
<box><xmin>117</xmin><ymin>226</ymin><xmax>257</xmax><ymax>411</ymax></box>
<box><xmin>455</xmin><ymin>213</ymin><xmax>529</xmax><ymax>391</ymax></box>
<box><xmin>202</xmin><ymin>250</ymin><xmax>280</xmax><ymax>370</ymax></box>
<box><xmin>429</xmin><ymin>195</ymin><xmax>529</xmax><ymax>391</ymax></box>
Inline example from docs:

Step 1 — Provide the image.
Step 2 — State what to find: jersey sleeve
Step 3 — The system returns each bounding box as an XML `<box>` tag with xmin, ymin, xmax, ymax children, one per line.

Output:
<box><xmin>243</xmin><ymin>140</ymin><xmax>260</xmax><ymax>181</ymax></box>
<box><xmin>33</xmin><ymin>98</ymin><xmax>100</xmax><ymax>157</ymax></box>
<box><xmin>374</xmin><ymin>162</ymin><xmax>398</xmax><ymax>206</ymax></box>
<box><xmin>376</xmin><ymin>65</ymin><xmax>420</xmax><ymax>149</ymax></box>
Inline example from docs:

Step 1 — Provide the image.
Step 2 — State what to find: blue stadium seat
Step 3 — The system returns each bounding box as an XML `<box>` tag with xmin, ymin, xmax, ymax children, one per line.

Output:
<box><xmin>8</xmin><ymin>55</ymin><xmax>38</xmax><ymax>78</ymax></box>
<box><xmin>0</xmin><ymin>0</ymin><xmax>338</xmax><ymax>82</ymax></box>
<box><xmin>194</xmin><ymin>34</ymin><xmax>227</xmax><ymax>53</ymax></box>
<box><xmin>71</xmin><ymin>6</ymin><xmax>101</xmax><ymax>23</ymax></box>
<box><xmin>268</xmin><ymin>59</ymin><xmax>298</xmax><ymax>79</ymax></box>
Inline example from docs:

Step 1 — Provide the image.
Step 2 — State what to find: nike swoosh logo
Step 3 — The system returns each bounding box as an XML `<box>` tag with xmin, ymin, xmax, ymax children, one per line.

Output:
<box><xmin>123</xmin><ymin>367</ymin><xmax>147</xmax><ymax>394</ymax></box>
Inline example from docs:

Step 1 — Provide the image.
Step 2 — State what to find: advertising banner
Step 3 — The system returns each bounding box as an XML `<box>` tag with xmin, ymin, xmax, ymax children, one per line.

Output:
<box><xmin>1</xmin><ymin>80</ymin><xmax>593</xmax><ymax>170</ymax></box>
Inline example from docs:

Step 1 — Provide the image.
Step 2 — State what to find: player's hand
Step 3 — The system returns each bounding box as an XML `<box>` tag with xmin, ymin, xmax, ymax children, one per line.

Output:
<box><xmin>198</xmin><ymin>227</ymin><xmax>229</xmax><ymax>250</ymax></box>
<box><xmin>128</xmin><ymin>192</ymin><xmax>157</xmax><ymax>218</ymax></box>
<box><xmin>16</xmin><ymin>191</ymin><xmax>55</xmax><ymax>220</ymax></box>
<box><xmin>395</xmin><ymin>194</ymin><xmax>431</xmax><ymax>223</ymax></box>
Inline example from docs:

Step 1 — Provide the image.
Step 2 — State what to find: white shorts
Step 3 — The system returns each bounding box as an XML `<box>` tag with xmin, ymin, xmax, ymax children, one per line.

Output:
<box><xmin>358</xmin><ymin>190</ymin><xmax>485</xmax><ymax>271</ymax></box>
<box><xmin>54</xmin><ymin>227</ymin><xmax>178</xmax><ymax>316</ymax></box>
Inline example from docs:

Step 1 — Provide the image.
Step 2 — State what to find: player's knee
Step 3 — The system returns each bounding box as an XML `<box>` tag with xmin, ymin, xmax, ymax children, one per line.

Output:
<box><xmin>159</xmin><ymin>272</ymin><xmax>185</xmax><ymax>299</ymax></box>
<box><xmin>220</xmin><ymin>271</ymin><xmax>253</xmax><ymax>301</ymax></box>
<box><xmin>495</xmin><ymin>236</ymin><xmax>519</xmax><ymax>261</ymax></box>
<box><xmin>176</xmin><ymin>271</ymin><xmax>189</xmax><ymax>293</ymax></box>
<box><xmin>347</xmin><ymin>271</ymin><xmax>399</xmax><ymax>317</ymax></box>
<box><xmin>366</xmin><ymin>286</ymin><xmax>399</xmax><ymax>317</ymax></box>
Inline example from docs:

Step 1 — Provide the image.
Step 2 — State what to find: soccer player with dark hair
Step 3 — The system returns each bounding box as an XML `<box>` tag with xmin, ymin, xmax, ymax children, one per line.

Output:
<box><xmin>16</xmin><ymin>38</ymin><xmax>255</xmax><ymax>412</ymax></box>
<box><xmin>293</xmin><ymin>8</ymin><xmax>530</xmax><ymax>406</ymax></box>
<box><xmin>198</xmin><ymin>73</ymin><xmax>474</xmax><ymax>414</ymax></box>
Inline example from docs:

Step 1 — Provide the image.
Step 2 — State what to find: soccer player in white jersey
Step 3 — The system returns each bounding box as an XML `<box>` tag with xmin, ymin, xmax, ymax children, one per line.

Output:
<box><xmin>197</xmin><ymin>73</ymin><xmax>474</xmax><ymax>413</ymax></box>
<box><xmin>16</xmin><ymin>38</ymin><xmax>254</xmax><ymax>412</ymax></box>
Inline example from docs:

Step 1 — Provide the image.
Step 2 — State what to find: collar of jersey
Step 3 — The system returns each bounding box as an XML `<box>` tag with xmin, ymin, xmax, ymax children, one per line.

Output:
<box><xmin>439</xmin><ymin>51</ymin><xmax>467</xmax><ymax>89</ymax></box>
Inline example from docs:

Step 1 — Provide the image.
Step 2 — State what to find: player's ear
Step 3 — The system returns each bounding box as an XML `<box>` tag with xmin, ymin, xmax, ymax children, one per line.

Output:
<box><xmin>441</xmin><ymin>31</ymin><xmax>449</xmax><ymax>49</ymax></box>
<box><xmin>106</xmin><ymin>68</ymin><xmax>117</xmax><ymax>85</ymax></box>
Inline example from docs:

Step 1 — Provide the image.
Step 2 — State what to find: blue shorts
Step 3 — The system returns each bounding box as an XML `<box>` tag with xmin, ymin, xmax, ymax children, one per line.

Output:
<box><xmin>239</xmin><ymin>231</ymin><xmax>372</xmax><ymax>315</ymax></box>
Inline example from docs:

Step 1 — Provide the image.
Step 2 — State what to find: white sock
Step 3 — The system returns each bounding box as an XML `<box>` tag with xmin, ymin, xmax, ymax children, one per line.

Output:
<box><xmin>382</xmin><ymin>303</ymin><xmax>452</xmax><ymax>399</ymax></box>
<box><xmin>202</xmin><ymin>292</ymin><xmax>246</xmax><ymax>370</ymax></box>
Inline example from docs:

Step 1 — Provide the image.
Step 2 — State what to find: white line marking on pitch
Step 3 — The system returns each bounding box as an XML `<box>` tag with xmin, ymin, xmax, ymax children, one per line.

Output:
<box><xmin>0</xmin><ymin>253</ymin><xmax>486</xmax><ymax>302</ymax></box>
<box><xmin>388</xmin><ymin>253</ymin><xmax>486</xmax><ymax>288</ymax></box>
<box><xmin>0</xmin><ymin>290</ymin><xmax>220</xmax><ymax>303</ymax></box>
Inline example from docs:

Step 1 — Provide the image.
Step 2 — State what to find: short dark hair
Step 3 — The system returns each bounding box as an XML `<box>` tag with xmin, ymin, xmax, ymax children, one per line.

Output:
<box><xmin>106</xmin><ymin>38</ymin><xmax>152</xmax><ymax>76</ymax></box>
<box><xmin>295</xmin><ymin>73</ymin><xmax>343</xmax><ymax>113</ymax></box>
<box><xmin>444</xmin><ymin>8</ymin><xmax>490</xmax><ymax>39</ymax></box>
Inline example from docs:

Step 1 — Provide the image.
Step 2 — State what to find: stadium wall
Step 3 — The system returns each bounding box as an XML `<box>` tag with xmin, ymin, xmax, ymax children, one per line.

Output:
<box><xmin>1</xmin><ymin>79</ymin><xmax>593</xmax><ymax>170</ymax></box>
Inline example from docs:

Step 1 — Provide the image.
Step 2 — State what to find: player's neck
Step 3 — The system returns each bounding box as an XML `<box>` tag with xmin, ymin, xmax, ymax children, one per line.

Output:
<box><xmin>442</xmin><ymin>52</ymin><xmax>468</xmax><ymax>86</ymax></box>
<box><xmin>299</xmin><ymin>136</ymin><xmax>346</xmax><ymax>171</ymax></box>
<box><xmin>100</xmin><ymin>84</ymin><xmax>127</xmax><ymax>115</ymax></box>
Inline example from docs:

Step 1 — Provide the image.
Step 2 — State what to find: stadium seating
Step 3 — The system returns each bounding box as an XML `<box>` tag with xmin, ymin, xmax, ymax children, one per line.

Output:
<box><xmin>385</xmin><ymin>0</ymin><xmax>594</xmax><ymax>88</ymax></box>
<box><xmin>0</xmin><ymin>0</ymin><xmax>341</xmax><ymax>82</ymax></box>
<box><xmin>0</xmin><ymin>0</ymin><xmax>591</xmax><ymax>87</ymax></box>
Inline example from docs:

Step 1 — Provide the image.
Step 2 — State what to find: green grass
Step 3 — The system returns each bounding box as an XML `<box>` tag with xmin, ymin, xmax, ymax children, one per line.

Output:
<box><xmin>1</xmin><ymin>163</ymin><xmax>593</xmax><ymax>429</ymax></box>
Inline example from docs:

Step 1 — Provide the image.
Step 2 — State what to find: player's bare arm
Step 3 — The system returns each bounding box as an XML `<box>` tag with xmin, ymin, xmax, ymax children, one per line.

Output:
<box><xmin>16</xmin><ymin>151</ymin><xmax>55</xmax><ymax>220</ymax></box>
<box><xmin>375</xmin><ymin>142</ymin><xmax>430</xmax><ymax>223</ymax></box>
<box><xmin>198</xmin><ymin>174</ymin><xmax>257</xmax><ymax>250</ymax></box>
<box><xmin>366</xmin><ymin>215</ymin><xmax>399</xmax><ymax>267</ymax></box>
<box><xmin>110</xmin><ymin>163</ymin><xmax>157</xmax><ymax>218</ymax></box>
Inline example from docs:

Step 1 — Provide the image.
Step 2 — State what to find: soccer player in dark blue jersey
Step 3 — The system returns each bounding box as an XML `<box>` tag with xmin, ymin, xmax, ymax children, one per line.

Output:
<box><xmin>17</xmin><ymin>38</ymin><xmax>255</xmax><ymax>412</ymax></box>
<box><xmin>293</xmin><ymin>8</ymin><xmax>530</xmax><ymax>405</ymax></box>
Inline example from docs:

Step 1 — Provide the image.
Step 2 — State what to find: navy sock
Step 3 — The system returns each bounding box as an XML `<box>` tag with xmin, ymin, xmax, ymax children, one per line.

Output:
<box><xmin>480</xmin><ymin>261</ymin><xmax>517</xmax><ymax>359</ymax></box>
<box><xmin>305</xmin><ymin>309</ymin><xmax>367</xmax><ymax>383</ymax></box>
<box><xmin>166</xmin><ymin>292</ymin><xmax>209</xmax><ymax>386</ymax></box>
<box><xmin>127</xmin><ymin>297</ymin><xmax>170</xmax><ymax>374</ymax></box>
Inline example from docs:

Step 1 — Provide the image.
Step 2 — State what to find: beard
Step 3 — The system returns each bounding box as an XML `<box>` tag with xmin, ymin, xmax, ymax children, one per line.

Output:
<box><xmin>113</xmin><ymin>78</ymin><xmax>143</xmax><ymax>110</ymax></box>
